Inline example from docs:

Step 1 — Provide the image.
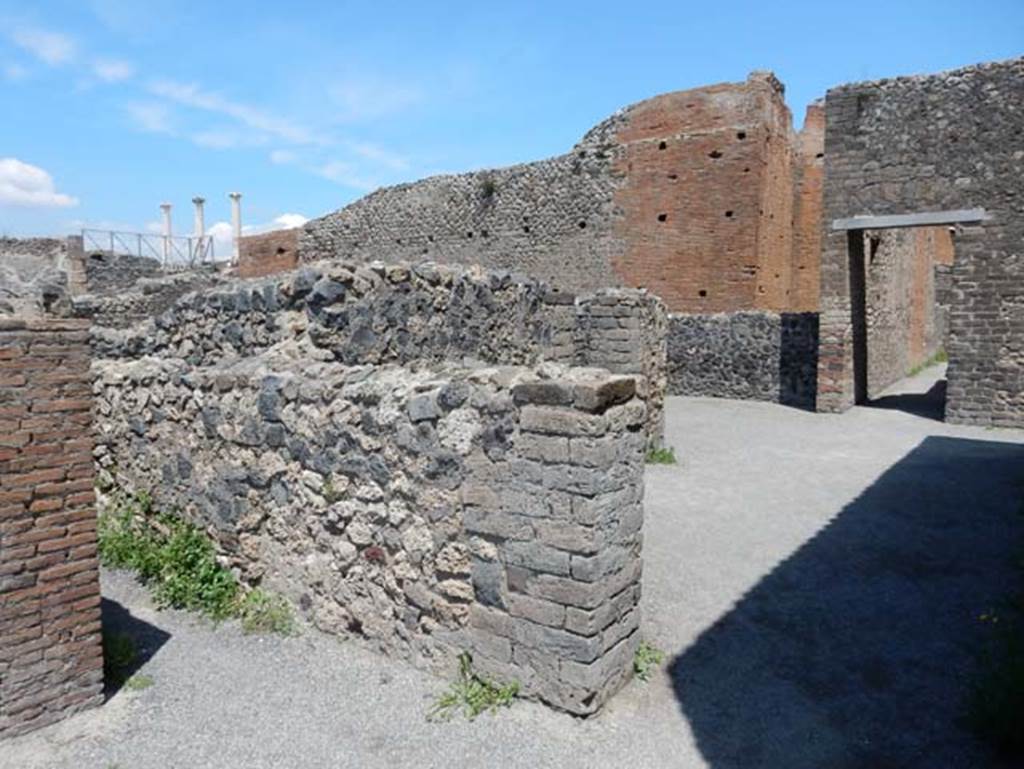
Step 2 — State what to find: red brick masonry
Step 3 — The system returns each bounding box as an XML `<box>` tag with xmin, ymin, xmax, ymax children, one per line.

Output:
<box><xmin>0</xmin><ymin>318</ymin><xmax>103</xmax><ymax>738</ymax></box>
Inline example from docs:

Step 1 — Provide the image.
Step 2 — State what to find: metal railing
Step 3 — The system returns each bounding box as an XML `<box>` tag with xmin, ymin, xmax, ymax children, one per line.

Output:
<box><xmin>81</xmin><ymin>228</ymin><xmax>215</xmax><ymax>271</ymax></box>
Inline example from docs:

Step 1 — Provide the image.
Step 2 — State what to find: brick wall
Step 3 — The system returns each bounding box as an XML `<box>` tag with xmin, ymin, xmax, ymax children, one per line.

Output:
<box><xmin>237</xmin><ymin>228</ymin><xmax>300</xmax><ymax>278</ymax></box>
<box><xmin>791</xmin><ymin>102</ymin><xmax>824</xmax><ymax>311</ymax></box>
<box><xmin>0</xmin><ymin>318</ymin><xmax>102</xmax><ymax>738</ymax></box>
<box><xmin>819</xmin><ymin>57</ymin><xmax>1024</xmax><ymax>426</ymax></box>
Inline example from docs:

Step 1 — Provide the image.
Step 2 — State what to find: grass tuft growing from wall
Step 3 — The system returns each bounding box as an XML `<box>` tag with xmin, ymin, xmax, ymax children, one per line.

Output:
<box><xmin>428</xmin><ymin>652</ymin><xmax>519</xmax><ymax>721</ymax></box>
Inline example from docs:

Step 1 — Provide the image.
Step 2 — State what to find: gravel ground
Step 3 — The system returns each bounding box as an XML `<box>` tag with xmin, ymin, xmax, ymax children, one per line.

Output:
<box><xmin>6</xmin><ymin>370</ymin><xmax>1024</xmax><ymax>769</ymax></box>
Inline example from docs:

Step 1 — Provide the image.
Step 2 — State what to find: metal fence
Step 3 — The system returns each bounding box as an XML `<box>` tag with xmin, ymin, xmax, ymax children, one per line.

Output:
<box><xmin>81</xmin><ymin>229</ymin><xmax>215</xmax><ymax>271</ymax></box>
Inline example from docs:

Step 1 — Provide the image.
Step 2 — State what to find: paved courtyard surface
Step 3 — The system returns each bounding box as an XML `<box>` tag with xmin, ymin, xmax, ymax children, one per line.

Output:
<box><xmin>7</xmin><ymin>369</ymin><xmax>1024</xmax><ymax>769</ymax></box>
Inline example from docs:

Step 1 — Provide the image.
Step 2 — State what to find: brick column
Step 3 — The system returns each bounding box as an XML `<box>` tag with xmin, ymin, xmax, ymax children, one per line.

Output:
<box><xmin>0</xmin><ymin>318</ymin><xmax>102</xmax><ymax>738</ymax></box>
<box><xmin>461</xmin><ymin>373</ymin><xmax>645</xmax><ymax>715</ymax></box>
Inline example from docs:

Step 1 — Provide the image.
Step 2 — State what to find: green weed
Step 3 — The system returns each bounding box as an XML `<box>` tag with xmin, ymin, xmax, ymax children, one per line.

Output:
<box><xmin>646</xmin><ymin>446</ymin><xmax>677</xmax><ymax>465</ymax></box>
<box><xmin>239</xmin><ymin>589</ymin><xmax>296</xmax><ymax>636</ymax></box>
<box><xmin>125</xmin><ymin>673</ymin><xmax>155</xmax><ymax>691</ymax></box>
<box><xmin>428</xmin><ymin>652</ymin><xmax>519</xmax><ymax>722</ymax></box>
<box><xmin>98</xmin><ymin>488</ymin><xmax>294</xmax><ymax>633</ymax></box>
<box><xmin>634</xmin><ymin>640</ymin><xmax>666</xmax><ymax>682</ymax></box>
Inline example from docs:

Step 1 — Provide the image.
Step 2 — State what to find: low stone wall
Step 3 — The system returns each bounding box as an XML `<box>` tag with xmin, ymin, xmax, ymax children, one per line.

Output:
<box><xmin>93</xmin><ymin>354</ymin><xmax>646</xmax><ymax>714</ymax></box>
<box><xmin>667</xmin><ymin>311</ymin><xmax>818</xmax><ymax>409</ymax></box>
<box><xmin>90</xmin><ymin>259</ymin><xmax>666</xmax><ymax>447</ymax></box>
<box><xmin>73</xmin><ymin>268</ymin><xmax>227</xmax><ymax>329</ymax></box>
<box><xmin>0</xmin><ymin>319</ymin><xmax>103</xmax><ymax>738</ymax></box>
<box><xmin>81</xmin><ymin>251</ymin><xmax>163</xmax><ymax>295</ymax></box>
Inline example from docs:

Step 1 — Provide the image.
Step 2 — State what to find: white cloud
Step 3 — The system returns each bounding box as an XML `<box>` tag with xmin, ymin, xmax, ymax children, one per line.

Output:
<box><xmin>148</xmin><ymin>79</ymin><xmax>321</xmax><ymax>146</ymax></box>
<box><xmin>92</xmin><ymin>58</ymin><xmax>133</xmax><ymax>82</ymax></box>
<box><xmin>125</xmin><ymin>102</ymin><xmax>175</xmax><ymax>134</ymax></box>
<box><xmin>272</xmin><ymin>213</ymin><xmax>308</xmax><ymax>229</ymax></box>
<box><xmin>3</xmin><ymin>62</ymin><xmax>28</xmax><ymax>82</ymax></box>
<box><xmin>269</xmin><ymin>149</ymin><xmax>296</xmax><ymax>165</ymax></box>
<box><xmin>11</xmin><ymin>27</ymin><xmax>76</xmax><ymax>66</ymax></box>
<box><xmin>344</xmin><ymin>140</ymin><xmax>408</xmax><ymax>171</ymax></box>
<box><xmin>0</xmin><ymin>158</ymin><xmax>78</xmax><ymax>207</ymax></box>
<box><xmin>191</xmin><ymin>127</ymin><xmax>269</xmax><ymax>150</ymax></box>
<box><xmin>329</xmin><ymin>78</ymin><xmax>422</xmax><ymax>122</ymax></box>
<box><xmin>317</xmin><ymin>161</ymin><xmax>376</xmax><ymax>191</ymax></box>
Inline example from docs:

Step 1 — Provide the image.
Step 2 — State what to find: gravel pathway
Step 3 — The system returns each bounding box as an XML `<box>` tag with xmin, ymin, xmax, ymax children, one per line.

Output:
<box><xmin>6</xmin><ymin>382</ymin><xmax>1023</xmax><ymax>768</ymax></box>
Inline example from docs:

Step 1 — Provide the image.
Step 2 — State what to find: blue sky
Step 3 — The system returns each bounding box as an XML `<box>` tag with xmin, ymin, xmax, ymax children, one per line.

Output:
<box><xmin>0</xmin><ymin>0</ymin><xmax>1021</xmax><ymax>249</ymax></box>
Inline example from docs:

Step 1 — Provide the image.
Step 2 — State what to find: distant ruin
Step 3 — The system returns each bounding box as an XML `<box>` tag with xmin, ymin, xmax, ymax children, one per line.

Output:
<box><xmin>239</xmin><ymin>70</ymin><xmax>958</xmax><ymax>408</ymax></box>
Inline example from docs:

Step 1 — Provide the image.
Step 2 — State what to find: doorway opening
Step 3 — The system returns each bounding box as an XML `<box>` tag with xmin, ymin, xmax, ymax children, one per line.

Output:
<box><xmin>846</xmin><ymin>224</ymin><xmax>956</xmax><ymax>420</ymax></box>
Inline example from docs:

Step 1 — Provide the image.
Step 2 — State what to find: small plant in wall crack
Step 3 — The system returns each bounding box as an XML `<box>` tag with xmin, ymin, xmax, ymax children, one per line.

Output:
<box><xmin>428</xmin><ymin>652</ymin><xmax>519</xmax><ymax>722</ymax></box>
<box><xmin>646</xmin><ymin>446</ymin><xmax>677</xmax><ymax>465</ymax></box>
<box><xmin>633</xmin><ymin>640</ymin><xmax>666</xmax><ymax>682</ymax></box>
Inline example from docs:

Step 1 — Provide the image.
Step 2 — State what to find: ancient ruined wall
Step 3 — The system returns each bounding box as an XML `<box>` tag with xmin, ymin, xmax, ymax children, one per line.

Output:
<box><xmin>819</xmin><ymin>58</ymin><xmax>1023</xmax><ymax>425</ymax></box>
<box><xmin>791</xmin><ymin>102</ymin><xmax>825</xmax><ymax>311</ymax></box>
<box><xmin>0</xmin><ymin>238</ymin><xmax>70</xmax><ymax>317</ymax></box>
<box><xmin>298</xmin><ymin>153</ymin><xmax>621</xmax><ymax>294</ymax></box>
<box><xmin>92</xmin><ymin>292</ymin><xmax>648</xmax><ymax>713</ymax></box>
<box><xmin>81</xmin><ymin>251</ymin><xmax>162</xmax><ymax>295</ymax></box>
<box><xmin>666</xmin><ymin>311</ymin><xmax>818</xmax><ymax>408</ymax></box>
<box><xmin>0</xmin><ymin>319</ymin><xmax>103</xmax><ymax>738</ymax></box>
<box><xmin>607</xmin><ymin>73</ymin><xmax>786</xmax><ymax>312</ymax></box>
<box><xmin>90</xmin><ymin>260</ymin><xmax>665</xmax><ymax>447</ymax></box>
<box><xmin>753</xmin><ymin>74</ymin><xmax>795</xmax><ymax>311</ymax></box>
<box><xmin>73</xmin><ymin>269</ymin><xmax>227</xmax><ymax>329</ymax></box>
<box><xmin>237</xmin><ymin>229</ymin><xmax>300</xmax><ymax>278</ymax></box>
<box><xmin>297</xmin><ymin>74</ymin><xmax>807</xmax><ymax>315</ymax></box>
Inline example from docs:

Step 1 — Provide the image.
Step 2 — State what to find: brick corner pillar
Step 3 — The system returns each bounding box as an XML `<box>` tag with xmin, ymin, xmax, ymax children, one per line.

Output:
<box><xmin>460</xmin><ymin>371</ymin><xmax>646</xmax><ymax>715</ymax></box>
<box><xmin>1</xmin><ymin>317</ymin><xmax>103</xmax><ymax>739</ymax></box>
<box><xmin>816</xmin><ymin>229</ymin><xmax>859</xmax><ymax>413</ymax></box>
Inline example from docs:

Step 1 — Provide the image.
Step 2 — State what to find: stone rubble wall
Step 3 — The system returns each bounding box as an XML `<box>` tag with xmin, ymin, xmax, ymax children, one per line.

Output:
<box><xmin>667</xmin><ymin>311</ymin><xmax>818</xmax><ymax>409</ymax></box>
<box><xmin>298</xmin><ymin>152</ymin><xmax>624</xmax><ymax>296</ymax></box>
<box><xmin>92</xmin><ymin>354</ymin><xmax>646</xmax><ymax>715</ymax></box>
<box><xmin>0</xmin><ymin>319</ymin><xmax>103</xmax><ymax>738</ymax></box>
<box><xmin>73</xmin><ymin>268</ymin><xmax>228</xmax><ymax>329</ymax></box>
<box><xmin>0</xmin><ymin>238</ymin><xmax>70</xmax><ymax>317</ymax></box>
<box><xmin>89</xmin><ymin>259</ymin><xmax>665</xmax><ymax>447</ymax></box>
<box><xmin>80</xmin><ymin>251</ymin><xmax>163</xmax><ymax>295</ymax></box>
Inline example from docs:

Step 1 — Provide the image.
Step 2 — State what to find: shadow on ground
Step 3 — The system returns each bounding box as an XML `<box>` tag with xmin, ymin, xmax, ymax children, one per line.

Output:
<box><xmin>671</xmin><ymin>435</ymin><xmax>1024</xmax><ymax>768</ymax></box>
<box><xmin>101</xmin><ymin>597</ymin><xmax>171</xmax><ymax>698</ymax></box>
<box><xmin>869</xmin><ymin>379</ymin><xmax>947</xmax><ymax>422</ymax></box>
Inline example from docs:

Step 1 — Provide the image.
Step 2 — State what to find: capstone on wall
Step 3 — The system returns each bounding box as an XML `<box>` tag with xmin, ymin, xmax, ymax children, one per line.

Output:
<box><xmin>819</xmin><ymin>57</ymin><xmax>1024</xmax><ymax>425</ymax></box>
